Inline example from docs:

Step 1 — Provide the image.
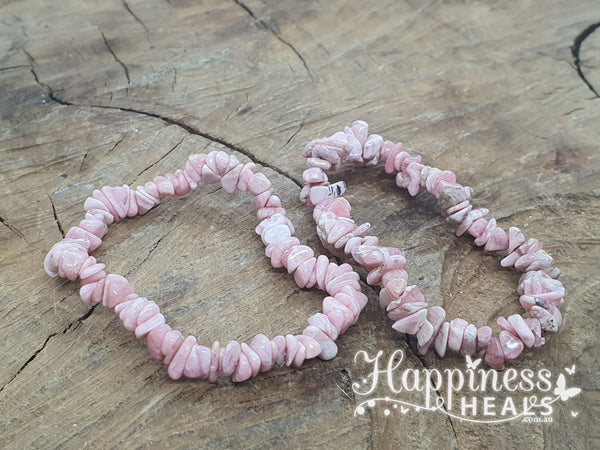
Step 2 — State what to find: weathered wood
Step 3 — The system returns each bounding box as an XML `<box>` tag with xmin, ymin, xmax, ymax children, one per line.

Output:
<box><xmin>1</xmin><ymin>0</ymin><xmax>599</xmax><ymax>448</ymax></box>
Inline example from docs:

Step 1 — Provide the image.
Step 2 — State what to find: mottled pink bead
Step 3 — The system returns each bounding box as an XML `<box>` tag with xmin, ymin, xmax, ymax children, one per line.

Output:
<box><xmin>232</xmin><ymin>352</ymin><xmax>252</xmax><ymax>382</ymax></box>
<box><xmin>418</xmin><ymin>306</ymin><xmax>446</xmax><ymax>355</ymax></box>
<box><xmin>147</xmin><ymin>324</ymin><xmax>171</xmax><ymax>361</ymax></box>
<box><xmin>302</xmin><ymin>325</ymin><xmax>338</xmax><ymax>360</ymax></box>
<box><xmin>485</xmin><ymin>337</ymin><xmax>505</xmax><ymax>370</ymax></box>
<box><xmin>162</xmin><ymin>330</ymin><xmax>184</xmax><ymax>365</ymax></box>
<box><xmin>476</xmin><ymin>326</ymin><xmax>492</xmax><ymax>352</ymax></box>
<box><xmin>251</xmin><ymin>334</ymin><xmax>273</xmax><ymax>372</ymax></box>
<box><xmin>135</xmin><ymin>313</ymin><xmax>165</xmax><ymax>338</ymax></box>
<box><xmin>447</xmin><ymin>318</ymin><xmax>468</xmax><ymax>352</ymax></box>
<box><xmin>391</xmin><ymin>308</ymin><xmax>427</xmax><ymax>334</ymax></box>
<box><xmin>168</xmin><ymin>335</ymin><xmax>197</xmax><ymax>380</ymax></box>
<box><xmin>296</xmin><ymin>335</ymin><xmax>321</xmax><ymax>360</ymax></box>
<box><xmin>499</xmin><ymin>330</ymin><xmax>524</xmax><ymax>360</ymax></box>
<box><xmin>294</xmin><ymin>257</ymin><xmax>317</xmax><ymax>288</ymax></box>
<box><xmin>434</xmin><ymin>322</ymin><xmax>450</xmax><ymax>357</ymax></box>
<box><xmin>287</xmin><ymin>245</ymin><xmax>314</xmax><ymax>274</ymax></box>
<box><xmin>236</xmin><ymin>163</ymin><xmax>256</xmax><ymax>192</ymax></box>
<box><xmin>102</xmin><ymin>274</ymin><xmax>136</xmax><ymax>308</ymax></box>
<box><xmin>241</xmin><ymin>343</ymin><xmax>261</xmax><ymax>377</ymax></box>
<box><xmin>220</xmin><ymin>163</ymin><xmax>243</xmax><ymax>193</ymax></box>
<box><xmin>221</xmin><ymin>341</ymin><xmax>242</xmax><ymax>375</ymax></box>
<box><xmin>307</xmin><ymin>313</ymin><xmax>339</xmax><ymax>340</ymax></box>
<box><xmin>460</xmin><ymin>324</ymin><xmax>478</xmax><ymax>356</ymax></box>
<box><xmin>183</xmin><ymin>344</ymin><xmax>210</xmax><ymax>379</ymax></box>
<box><xmin>44</xmin><ymin>238</ymin><xmax>90</xmax><ymax>281</ymax></box>
<box><xmin>507</xmin><ymin>314</ymin><xmax>535</xmax><ymax>348</ymax></box>
<box><xmin>66</xmin><ymin>226</ymin><xmax>102</xmax><ymax>251</ymax></box>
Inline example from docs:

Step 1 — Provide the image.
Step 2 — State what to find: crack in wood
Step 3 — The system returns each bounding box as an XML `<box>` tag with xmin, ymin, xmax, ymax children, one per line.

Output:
<box><xmin>25</xmin><ymin>61</ymin><xmax>303</xmax><ymax>188</ymax></box>
<box><xmin>0</xmin><ymin>304</ymin><xmax>97</xmax><ymax>394</ymax></box>
<box><xmin>101</xmin><ymin>31</ymin><xmax>131</xmax><ymax>85</ymax></box>
<box><xmin>571</xmin><ymin>22</ymin><xmax>600</xmax><ymax>99</ymax></box>
<box><xmin>232</xmin><ymin>0</ymin><xmax>313</xmax><ymax>80</ymax></box>
<box><xmin>122</xmin><ymin>0</ymin><xmax>150</xmax><ymax>35</ymax></box>
<box><xmin>0</xmin><ymin>215</ymin><xmax>27</xmax><ymax>241</ymax></box>
<box><xmin>48</xmin><ymin>195</ymin><xmax>65</xmax><ymax>238</ymax></box>
<box><xmin>133</xmin><ymin>136</ymin><xmax>185</xmax><ymax>183</ymax></box>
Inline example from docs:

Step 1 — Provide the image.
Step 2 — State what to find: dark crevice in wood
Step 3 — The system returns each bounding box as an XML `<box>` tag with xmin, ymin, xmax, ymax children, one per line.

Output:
<box><xmin>0</xmin><ymin>304</ymin><xmax>98</xmax><ymax>394</ymax></box>
<box><xmin>125</xmin><ymin>235</ymin><xmax>166</xmax><ymax>278</ymax></box>
<box><xmin>62</xmin><ymin>304</ymin><xmax>98</xmax><ymax>334</ymax></box>
<box><xmin>122</xmin><ymin>0</ymin><xmax>150</xmax><ymax>35</ymax></box>
<box><xmin>26</xmin><ymin>64</ymin><xmax>304</xmax><ymax>189</ymax></box>
<box><xmin>0</xmin><ymin>65</ymin><xmax>30</xmax><ymax>72</ymax></box>
<box><xmin>0</xmin><ymin>332</ymin><xmax>57</xmax><ymax>394</ymax></box>
<box><xmin>232</xmin><ymin>0</ymin><xmax>313</xmax><ymax>79</ymax></box>
<box><xmin>48</xmin><ymin>195</ymin><xmax>65</xmax><ymax>238</ymax></box>
<box><xmin>571</xmin><ymin>22</ymin><xmax>600</xmax><ymax>99</ymax></box>
<box><xmin>101</xmin><ymin>31</ymin><xmax>131</xmax><ymax>85</ymax></box>
<box><xmin>0</xmin><ymin>215</ymin><xmax>27</xmax><ymax>241</ymax></box>
<box><xmin>283</xmin><ymin>116</ymin><xmax>306</xmax><ymax>147</ymax></box>
<box><xmin>132</xmin><ymin>136</ymin><xmax>185</xmax><ymax>183</ymax></box>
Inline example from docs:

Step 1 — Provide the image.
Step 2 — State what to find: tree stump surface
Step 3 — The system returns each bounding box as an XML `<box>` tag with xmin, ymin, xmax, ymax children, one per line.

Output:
<box><xmin>1</xmin><ymin>1</ymin><xmax>598</xmax><ymax>448</ymax></box>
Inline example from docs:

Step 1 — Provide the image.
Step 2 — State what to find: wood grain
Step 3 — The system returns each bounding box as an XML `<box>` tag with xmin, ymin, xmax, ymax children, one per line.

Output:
<box><xmin>1</xmin><ymin>0</ymin><xmax>599</xmax><ymax>448</ymax></box>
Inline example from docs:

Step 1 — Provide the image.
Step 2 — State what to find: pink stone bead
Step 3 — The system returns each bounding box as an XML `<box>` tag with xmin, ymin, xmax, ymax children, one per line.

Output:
<box><xmin>232</xmin><ymin>352</ymin><xmax>252</xmax><ymax>382</ymax></box>
<box><xmin>162</xmin><ymin>330</ymin><xmax>184</xmax><ymax>365</ymax></box>
<box><xmin>456</xmin><ymin>208</ymin><xmax>489</xmax><ymax>236</ymax></box>
<box><xmin>294</xmin><ymin>257</ymin><xmax>317</xmax><ymax>288</ymax></box>
<box><xmin>221</xmin><ymin>340</ymin><xmax>242</xmax><ymax>375</ymax></box>
<box><xmin>183</xmin><ymin>344</ymin><xmax>210</xmax><ymax>379</ymax></box>
<box><xmin>66</xmin><ymin>226</ymin><xmax>102</xmax><ymax>252</ymax></box>
<box><xmin>499</xmin><ymin>330</ymin><xmax>524</xmax><ymax>360</ymax></box>
<box><xmin>418</xmin><ymin>306</ymin><xmax>446</xmax><ymax>355</ymax></box>
<box><xmin>485</xmin><ymin>337</ymin><xmax>505</xmax><ymax>370</ymax></box>
<box><xmin>220</xmin><ymin>163</ymin><xmax>243</xmax><ymax>193</ymax></box>
<box><xmin>416</xmin><ymin>319</ymin><xmax>434</xmax><ymax>351</ymax></box>
<box><xmin>323</xmin><ymin>296</ymin><xmax>354</xmax><ymax>333</ymax></box>
<box><xmin>287</xmin><ymin>245</ymin><xmax>314</xmax><ymax>274</ymax></box>
<box><xmin>248</xmin><ymin>173</ymin><xmax>272</xmax><ymax>195</ymax></box>
<box><xmin>135</xmin><ymin>313</ymin><xmax>165</xmax><ymax>338</ymax></box>
<box><xmin>251</xmin><ymin>334</ymin><xmax>273</xmax><ymax>372</ymax></box>
<box><xmin>307</xmin><ymin>157</ymin><xmax>332</xmax><ymax>171</ymax></box>
<box><xmin>447</xmin><ymin>318</ymin><xmax>468</xmax><ymax>353</ymax></box>
<box><xmin>147</xmin><ymin>324</ymin><xmax>171</xmax><ymax>360</ymax></box>
<box><xmin>524</xmin><ymin>318</ymin><xmax>545</xmax><ymax>347</ymax></box>
<box><xmin>497</xmin><ymin>316</ymin><xmax>518</xmax><ymax>335</ymax></box>
<box><xmin>460</xmin><ymin>324</ymin><xmax>478</xmax><ymax>356</ymax></box>
<box><xmin>326</xmin><ymin>271</ymin><xmax>360</xmax><ymax>296</ymax></box>
<box><xmin>102</xmin><ymin>274</ymin><xmax>136</xmax><ymax>308</ymax></box>
<box><xmin>387</xmin><ymin>301</ymin><xmax>428</xmax><ymax>321</ymax></box>
<box><xmin>307</xmin><ymin>313</ymin><xmax>339</xmax><ymax>340</ymax></box>
<box><xmin>391</xmin><ymin>308</ymin><xmax>427</xmax><ymax>334</ymax></box>
<box><xmin>44</xmin><ymin>238</ymin><xmax>90</xmax><ymax>281</ymax></box>
<box><xmin>265</xmin><ymin>237</ymin><xmax>300</xmax><ymax>268</ymax></box>
<box><xmin>507</xmin><ymin>314</ymin><xmax>535</xmax><ymax>348</ymax></box>
<box><xmin>434</xmin><ymin>322</ymin><xmax>450</xmax><ymax>357</ymax></box>
<box><xmin>236</xmin><ymin>163</ymin><xmax>256</xmax><ymax>192</ymax></box>
<box><xmin>476</xmin><ymin>326</ymin><xmax>492</xmax><ymax>352</ymax></box>
<box><xmin>379</xmin><ymin>278</ymin><xmax>408</xmax><ymax>309</ymax></box>
<box><xmin>241</xmin><ymin>343</ymin><xmax>261</xmax><ymax>377</ymax></box>
<box><xmin>292</xmin><ymin>342</ymin><xmax>307</xmax><ymax>368</ymax></box>
<box><xmin>303</xmin><ymin>167</ymin><xmax>328</xmax><ymax>184</ymax></box>
<box><xmin>168</xmin><ymin>335</ymin><xmax>197</xmax><ymax>380</ymax></box>
<box><xmin>302</xmin><ymin>326</ymin><xmax>338</xmax><ymax>360</ymax></box>
<box><xmin>296</xmin><ymin>335</ymin><xmax>321</xmax><ymax>359</ymax></box>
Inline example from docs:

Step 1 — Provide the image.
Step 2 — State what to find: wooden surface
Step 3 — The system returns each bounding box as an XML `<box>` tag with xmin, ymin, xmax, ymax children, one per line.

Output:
<box><xmin>1</xmin><ymin>1</ymin><xmax>599</xmax><ymax>448</ymax></box>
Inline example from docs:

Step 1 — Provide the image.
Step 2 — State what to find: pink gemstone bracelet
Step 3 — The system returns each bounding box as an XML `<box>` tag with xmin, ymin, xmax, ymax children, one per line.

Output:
<box><xmin>300</xmin><ymin>120</ymin><xmax>565</xmax><ymax>370</ymax></box>
<box><xmin>44</xmin><ymin>151</ymin><xmax>368</xmax><ymax>382</ymax></box>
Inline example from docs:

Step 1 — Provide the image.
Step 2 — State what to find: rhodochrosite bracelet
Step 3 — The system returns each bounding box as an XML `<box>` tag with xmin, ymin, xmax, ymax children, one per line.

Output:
<box><xmin>300</xmin><ymin>121</ymin><xmax>565</xmax><ymax>370</ymax></box>
<box><xmin>44</xmin><ymin>151</ymin><xmax>368</xmax><ymax>382</ymax></box>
